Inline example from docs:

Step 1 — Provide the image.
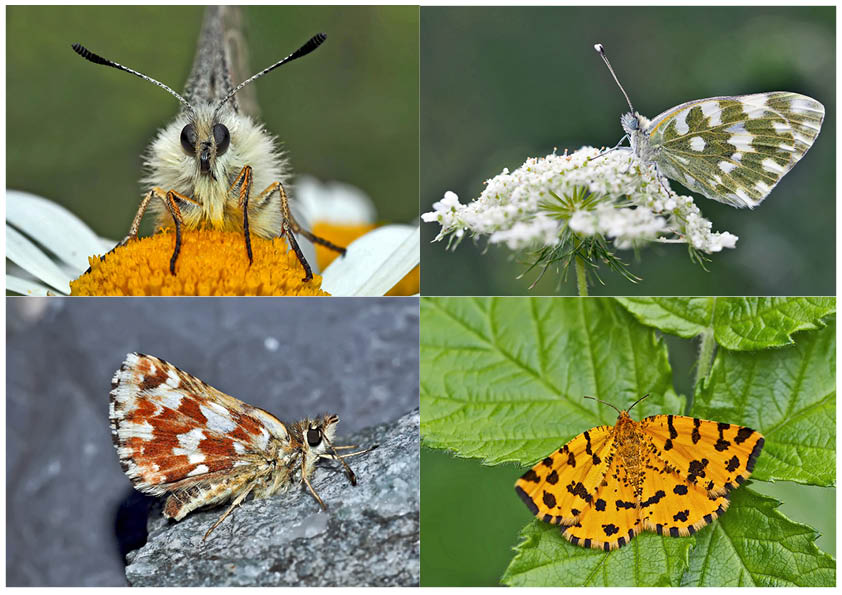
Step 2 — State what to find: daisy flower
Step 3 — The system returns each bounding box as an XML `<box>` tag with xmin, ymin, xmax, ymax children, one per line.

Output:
<box><xmin>7</xmin><ymin>180</ymin><xmax>419</xmax><ymax>297</ymax></box>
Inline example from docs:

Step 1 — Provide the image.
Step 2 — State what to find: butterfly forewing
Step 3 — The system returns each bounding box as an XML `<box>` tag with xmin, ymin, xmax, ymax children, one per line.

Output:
<box><xmin>515</xmin><ymin>425</ymin><xmax>616</xmax><ymax>525</ymax></box>
<box><xmin>110</xmin><ymin>353</ymin><xmax>287</xmax><ymax>495</ymax></box>
<box><xmin>640</xmin><ymin>415</ymin><xmax>765</xmax><ymax>496</ymax></box>
<box><xmin>646</xmin><ymin>92</ymin><xmax>824</xmax><ymax>208</ymax></box>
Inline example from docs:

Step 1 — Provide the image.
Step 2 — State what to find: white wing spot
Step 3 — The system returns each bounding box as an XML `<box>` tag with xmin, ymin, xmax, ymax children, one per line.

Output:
<box><xmin>755</xmin><ymin>181</ymin><xmax>771</xmax><ymax>195</ymax></box>
<box><xmin>689</xmin><ymin>136</ymin><xmax>706</xmax><ymax>151</ymax></box>
<box><xmin>793</xmin><ymin>131</ymin><xmax>813</xmax><ymax>146</ymax></box>
<box><xmin>255</xmin><ymin>426</ymin><xmax>271</xmax><ymax>450</ymax></box>
<box><xmin>732</xmin><ymin>152</ymin><xmax>743</xmax><ymax>163</ymax></box>
<box><xmin>761</xmin><ymin>158</ymin><xmax>785</xmax><ymax>174</ymax></box>
<box><xmin>772</xmin><ymin>121</ymin><xmax>790</xmax><ymax>134</ymax></box>
<box><xmin>779</xmin><ymin>143</ymin><xmax>795</xmax><ymax>152</ymax></box>
<box><xmin>200</xmin><ymin>402</ymin><xmax>236</xmax><ymax>434</ymax></box>
<box><xmin>718</xmin><ymin>161</ymin><xmax>737</xmax><ymax>174</ymax></box>
<box><xmin>744</xmin><ymin>107</ymin><xmax>768</xmax><ymax>120</ymax></box>
<box><xmin>165</xmin><ymin>369</ymin><xmax>181</xmax><ymax>388</ymax></box>
<box><xmin>735</xmin><ymin>188</ymin><xmax>751</xmax><ymax>203</ymax></box>
<box><xmin>674</xmin><ymin>109</ymin><xmax>690</xmax><ymax>135</ymax></box>
<box><xmin>176</xmin><ymin>427</ymin><xmax>206</xmax><ymax>451</ymax></box>
<box><xmin>701</xmin><ymin>102</ymin><xmax>722</xmax><ymax>126</ymax></box>
<box><xmin>729</xmin><ymin>133</ymin><xmax>754</xmax><ymax>151</ymax></box>
<box><xmin>791</xmin><ymin>97</ymin><xmax>818</xmax><ymax>113</ymax></box>
<box><xmin>158</xmin><ymin>391</ymin><xmax>182</xmax><ymax>411</ymax></box>
<box><xmin>187</xmin><ymin>464</ymin><xmax>210</xmax><ymax>477</ymax></box>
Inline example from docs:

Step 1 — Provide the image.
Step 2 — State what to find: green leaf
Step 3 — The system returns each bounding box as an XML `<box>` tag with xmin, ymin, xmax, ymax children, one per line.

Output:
<box><xmin>680</xmin><ymin>488</ymin><xmax>835</xmax><ymax>586</ymax></box>
<box><xmin>616</xmin><ymin>297</ymin><xmax>835</xmax><ymax>350</ymax></box>
<box><xmin>695</xmin><ymin>316</ymin><xmax>836</xmax><ymax>486</ymax></box>
<box><xmin>502</xmin><ymin>523</ymin><xmax>693</xmax><ymax>587</ymax></box>
<box><xmin>420</xmin><ymin>297</ymin><xmax>680</xmax><ymax>464</ymax></box>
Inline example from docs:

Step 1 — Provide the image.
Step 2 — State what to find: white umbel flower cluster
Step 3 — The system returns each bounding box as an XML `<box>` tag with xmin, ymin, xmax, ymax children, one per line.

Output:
<box><xmin>422</xmin><ymin>147</ymin><xmax>738</xmax><ymax>254</ymax></box>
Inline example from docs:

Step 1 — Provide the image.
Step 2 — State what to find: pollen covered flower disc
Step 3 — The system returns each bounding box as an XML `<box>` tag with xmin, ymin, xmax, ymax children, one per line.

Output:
<box><xmin>514</xmin><ymin>397</ymin><xmax>764</xmax><ymax>551</ymax></box>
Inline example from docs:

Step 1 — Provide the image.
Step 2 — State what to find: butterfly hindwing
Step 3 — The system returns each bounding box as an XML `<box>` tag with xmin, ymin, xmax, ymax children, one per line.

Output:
<box><xmin>637</xmin><ymin>441</ymin><xmax>730</xmax><ymax>538</ymax></box>
<box><xmin>559</xmin><ymin>444</ymin><xmax>641</xmax><ymax>551</ymax></box>
<box><xmin>639</xmin><ymin>414</ymin><xmax>764</xmax><ymax>496</ymax></box>
<box><xmin>645</xmin><ymin>92</ymin><xmax>824</xmax><ymax>208</ymax></box>
<box><xmin>515</xmin><ymin>425</ymin><xmax>616</xmax><ymax>525</ymax></box>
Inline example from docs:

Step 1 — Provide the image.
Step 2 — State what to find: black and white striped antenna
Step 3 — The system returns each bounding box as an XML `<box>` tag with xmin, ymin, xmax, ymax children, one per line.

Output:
<box><xmin>71</xmin><ymin>43</ymin><xmax>194</xmax><ymax>116</ymax></box>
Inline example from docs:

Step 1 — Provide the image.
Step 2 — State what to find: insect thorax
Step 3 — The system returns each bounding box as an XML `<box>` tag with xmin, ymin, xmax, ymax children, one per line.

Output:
<box><xmin>142</xmin><ymin>103</ymin><xmax>288</xmax><ymax>236</ymax></box>
<box><xmin>620</xmin><ymin>112</ymin><xmax>659</xmax><ymax>165</ymax></box>
<box><xmin>613</xmin><ymin>414</ymin><xmax>645</xmax><ymax>483</ymax></box>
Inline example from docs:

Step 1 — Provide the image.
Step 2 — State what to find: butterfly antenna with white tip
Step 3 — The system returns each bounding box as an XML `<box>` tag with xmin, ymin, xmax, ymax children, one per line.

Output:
<box><xmin>71</xmin><ymin>43</ymin><xmax>194</xmax><ymax>116</ymax></box>
<box><xmin>594</xmin><ymin>43</ymin><xmax>635</xmax><ymax>114</ymax></box>
<box><xmin>213</xmin><ymin>32</ymin><xmax>327</xmax><ymax>118</ymax></box>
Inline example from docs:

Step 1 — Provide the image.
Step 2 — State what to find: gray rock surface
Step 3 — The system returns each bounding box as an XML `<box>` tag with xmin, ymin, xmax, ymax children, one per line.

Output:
<box><xmin>6</xmin><ymin>298</ymin><xmax>419</xmax><ymax>586</ymax></box>
<box><xmin>125</xmin><ymin>410</ymin><xmax>420</xmax><ymax>586</ymax></box>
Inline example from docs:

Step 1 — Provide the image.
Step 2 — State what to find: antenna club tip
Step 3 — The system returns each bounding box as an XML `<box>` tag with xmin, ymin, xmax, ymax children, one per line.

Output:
<box><xmin>594</xmin><ymin>43</ymin><xmax>605</xmax><ymax>54</ymax></box>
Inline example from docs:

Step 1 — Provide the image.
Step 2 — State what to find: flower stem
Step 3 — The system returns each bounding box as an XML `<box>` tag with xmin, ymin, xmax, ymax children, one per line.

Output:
<box><xmin>694</xmin><ymin>328</ymin><xmax>716</xmax><ymax>391</ymax></box>
<box><xmin>575</xmin><ymin>256</ymin><xmax>588</xmax><ymax>296</ymax></box>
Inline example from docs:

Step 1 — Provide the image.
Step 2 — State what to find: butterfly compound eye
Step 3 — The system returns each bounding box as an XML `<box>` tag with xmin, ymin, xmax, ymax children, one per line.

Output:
<box><xmin>307</xmin><ymin>427</ymin><xmax>322</xmax><ymax>447</ymax></box>
<box><xmin>180</xmin><ymin>123</ymin><xmax>198</xmax><ymax>155</ymax></box>
<box><xmin>213</xmin><ymin>123</ymin><xmax>230</xmax><ymax>155</ymax></box>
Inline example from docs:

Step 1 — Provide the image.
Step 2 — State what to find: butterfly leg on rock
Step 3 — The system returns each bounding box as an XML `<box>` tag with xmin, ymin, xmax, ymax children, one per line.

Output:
<box><xmin>301</xmin><ymin>470</ymin><xmax>327</xmax><ymax>510</ymax></box>
<box><xmin>202</xmin><ymin>479</ymin><xmax>259</xmax><ymax>541</ymax></box>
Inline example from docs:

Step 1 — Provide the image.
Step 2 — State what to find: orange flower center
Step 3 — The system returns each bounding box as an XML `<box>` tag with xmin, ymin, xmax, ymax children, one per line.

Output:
<box><xmin>70</xmin><ymin>230</ymin><xmax>330</xmax><ymax>296</ymax></box>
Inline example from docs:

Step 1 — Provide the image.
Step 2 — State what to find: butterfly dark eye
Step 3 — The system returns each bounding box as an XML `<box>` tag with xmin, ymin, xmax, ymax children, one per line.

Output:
<box><xmin>180</xmin><ymin>124</ymin><xmax>198</xmax><ymax>155</ymax></box>
<box><xmin>307</xmin><ymin>428</ymin><xmax>322</xmax><ymax>447</ymax></box>
<box><xmin>213</xmin><ymin>123</ymin><xmax>230</xmax><ymax>155</ymax></box>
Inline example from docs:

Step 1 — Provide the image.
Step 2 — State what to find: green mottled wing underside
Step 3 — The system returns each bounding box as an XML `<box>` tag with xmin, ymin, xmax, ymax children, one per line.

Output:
<box><xmin>646</xmin><ymin>92</ymin><xmax>824</xmax><ymax>208</ymax></box>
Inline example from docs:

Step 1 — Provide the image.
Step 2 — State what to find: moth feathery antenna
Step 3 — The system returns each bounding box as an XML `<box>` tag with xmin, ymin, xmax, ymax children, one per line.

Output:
<box><xmin>594</xmin><ymin>42</ymin><xmax>635</xmax><ymax>114</ymax></box>
<box><xmin>627</xmin><ymin>393</ymin><xmax>651</xmax><ymax>412</ymax></box>
<box><xmin>584</xmin><ymin>395</ymin><xmax>622</xmax><ymax>415</ymax></box>
<box><xmin>71</xmin><ymin>43</ymin><xmax>194</xmax><ymax>115</ymax></box>
<box><xmin>213</xmin><ymin>32</ymin><xmax>327</xmax><ymax>117</ymax></box>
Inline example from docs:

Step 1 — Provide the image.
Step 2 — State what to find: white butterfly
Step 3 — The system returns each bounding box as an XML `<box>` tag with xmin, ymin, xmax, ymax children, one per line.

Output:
<box><xmin>595</xmin><ymin>43</ymin><xmax>825</xmax><ymax>209</ymax></box>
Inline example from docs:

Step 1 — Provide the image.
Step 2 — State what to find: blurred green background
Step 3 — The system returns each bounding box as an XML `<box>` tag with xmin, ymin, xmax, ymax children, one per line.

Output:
<box><xmin>7</xmin><ymin>6</ymin><xmax>419</xmax><ymax>240</ymax></box>
<box><xmin>420</xmin><ymin>331</ymin><xmax>836</xmax><ymax>586</ymax></box>
<box><xmin>420</xmin><ymin>6</ymin><xmax>835</xmax><ymax>296</ymax></box>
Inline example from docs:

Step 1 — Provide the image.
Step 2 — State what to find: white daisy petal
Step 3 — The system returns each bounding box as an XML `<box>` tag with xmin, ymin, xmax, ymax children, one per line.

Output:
<box><xmin>7</xmin><ymin>190</ymin><xmax>104</xmax><ymax>272</ymax></box>
<box><xmin>6</xmin><ymin>274</ymin><xmax>53</xmax><ymax>296</ymax></box>
<box><xmin>321</xmin><ymin>225</ymin><xmax>419</xmax><ymax>296</ymax></box>
<box><xmin>295</xmin><ymin>175</ymin><xmax>377</xmax><ymax>226</ymax></box>
<box><xmin>6</xmin><ymin>226</ymin><xmax>72</xmax><ymax>294</ymax></box>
